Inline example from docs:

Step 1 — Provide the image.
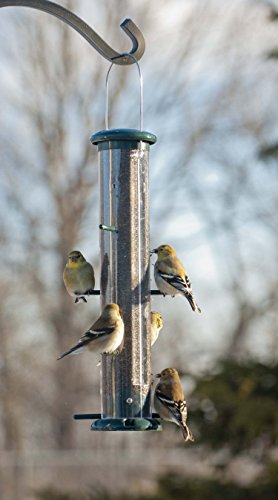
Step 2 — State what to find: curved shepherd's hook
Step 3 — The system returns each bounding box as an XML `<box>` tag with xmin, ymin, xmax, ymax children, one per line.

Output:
<box><xmin>0</xmin><ymin>0</ymin><xmax>145</xmax><ymax>64</ymax></box>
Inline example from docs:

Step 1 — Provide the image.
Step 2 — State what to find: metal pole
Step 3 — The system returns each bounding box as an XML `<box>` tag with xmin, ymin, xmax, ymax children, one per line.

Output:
<box><xmin>0</xmin><ymin>1</ymin><xmax>145</xmax><ymax>65</ymax></box>
<box><xmin>91</xmin><ymin>129</ymin><xmax>161</xmax><ymax>431</ymax></box>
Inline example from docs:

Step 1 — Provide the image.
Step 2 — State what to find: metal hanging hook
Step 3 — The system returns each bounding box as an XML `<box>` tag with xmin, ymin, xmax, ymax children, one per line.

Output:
<box><xmin>0</xmin><ymin>0</ymin><xmax>145</xmax><ymax>65</ymax></box>
<box><xmin>105</xmin><ymin>53</ymin><xmax>143</xmax><ymax>130</ymax></box>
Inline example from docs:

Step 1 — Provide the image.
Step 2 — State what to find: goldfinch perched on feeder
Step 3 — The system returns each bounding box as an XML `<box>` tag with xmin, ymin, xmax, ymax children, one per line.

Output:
<box><xmin>151</xmin><ymin>311</ymin><xmax>164</xmax><ymax>347</ymax></box>
<box><xmin>151</xmin><ymin>244</ymin><xmax>201</xmax><ymax>313</ymax></box>
<box><xmin>63</xmin><ymin>250</ymin><xmax>95</xmax><ymax>304</ymax></box>
<box><xmin>57</xmin><ymin>303</ymin><xmax>124</xmax><ymax>360</ymax></box>
<box><xmin>154</xmin><ymin>367</ymin><xmax>194</xmax><ymax>442</ymax></box>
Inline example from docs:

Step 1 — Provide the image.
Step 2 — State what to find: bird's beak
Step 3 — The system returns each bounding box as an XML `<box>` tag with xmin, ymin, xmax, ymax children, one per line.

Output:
<box><xmin>155</xmin><ymin>373</ymin><xmax>161</xmax><ymax>378</ymax></box>
<box><xmin>150</xmin><ymin>248</ymin><xmax>158</xmax><ymax>255</ymax></box>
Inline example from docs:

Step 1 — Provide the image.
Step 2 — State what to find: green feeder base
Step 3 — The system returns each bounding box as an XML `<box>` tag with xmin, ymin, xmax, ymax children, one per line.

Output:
<box><xmin>91</xmin><ymin>417</ymin><xmax>162</xmax><ymax>431</ymax></box>
<box><xmin>74</xmin><ymin>413</ymin><xmax>162</xmax><ymax>431</ymax></box>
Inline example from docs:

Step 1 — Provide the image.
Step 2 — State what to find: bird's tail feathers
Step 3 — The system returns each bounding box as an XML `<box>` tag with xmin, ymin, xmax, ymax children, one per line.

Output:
<box><xmin>185</xmin><ymin>293</ymin><xmax>201</xmax><ymax>313</ymax></box>
<box><xmin>57</xmin><ymin>342</ymin><xmax>86</xmax><ymax>360</ymax></box>
<box><xmin>74</xmin><ymin>296</ymin><xmax>87</xmax><ymax>304</ymax></box>
<box><xmin>181</xmin><ymin>423</ymin><xmax>194</xmax><ymax>442</ymax></box>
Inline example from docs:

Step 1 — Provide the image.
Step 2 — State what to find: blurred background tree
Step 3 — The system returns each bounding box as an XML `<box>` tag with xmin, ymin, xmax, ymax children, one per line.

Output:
<box><xmin>190</xmin><ymin>360</ymin><xmax>278</xmax><ymax>454</ymax></box>
<box><xmin>0</xmin><ymin>0</ymin><xmax>277</xmax><ymax>499</ymax></box>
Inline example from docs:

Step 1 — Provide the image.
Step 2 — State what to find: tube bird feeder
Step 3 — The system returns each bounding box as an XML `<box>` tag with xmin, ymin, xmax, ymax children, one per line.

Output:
<box><xmin>88</xmin><ymin>128</ymin><xmax>160</xmax><ymax>431</ymax></box>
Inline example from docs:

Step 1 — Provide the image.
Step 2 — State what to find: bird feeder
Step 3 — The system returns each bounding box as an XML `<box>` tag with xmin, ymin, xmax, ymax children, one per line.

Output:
<box><xmin>89</xmin><ymin>128</ymin><xmax>160</xmax><ymax>431</ymax></box>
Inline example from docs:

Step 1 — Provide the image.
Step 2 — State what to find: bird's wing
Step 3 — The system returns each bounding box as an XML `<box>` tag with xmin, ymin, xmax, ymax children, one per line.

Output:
<box><xmin>57</xmin><ymin>326</ymin><xmax>115</xmax><ymax>360</ymax></box>
<box><xmin>155</xmin><ymin>389</ymin><xmax>186</xmax><ymax>424</ymax></box>
<box><xmin>81</xmin><ymin>326</ymin><xmax>115</xmax><ymax>342</ymax></box>
<box><xmin>57</xmin><ymin>337</ymin><xmax>91</xmax><ymax>360</ymax></box>
<box><xmin>82</xmin><ymin>288</ymin><xmax>95</xmax><ymax>295</ymax></box>
<box><xmin>159</xmin><ymin>271</ymin><xmax>192</xmax><ymax>294</ymax></box>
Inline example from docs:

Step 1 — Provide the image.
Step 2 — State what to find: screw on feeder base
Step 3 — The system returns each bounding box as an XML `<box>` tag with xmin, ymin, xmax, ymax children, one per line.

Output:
<box><xmin>91</xmin><ymin>417</ymin><xmax>162</xmax><ymax>431</ymax></box>
<box><xmin>75</xmin><ymin>289</ymin><xmax>162</xmax><ymax>295</ymax></box>
<box><xmin>73</xmin><ymin>413</ymin><xmax>162</xmax><ymax>432</ymax></box>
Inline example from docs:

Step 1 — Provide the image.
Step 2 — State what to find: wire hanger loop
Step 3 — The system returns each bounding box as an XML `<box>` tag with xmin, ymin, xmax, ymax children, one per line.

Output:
<box><xmin>105</xmin><ymin>53</ymin><xmax>143</xmax><ymax>131</ymax></box>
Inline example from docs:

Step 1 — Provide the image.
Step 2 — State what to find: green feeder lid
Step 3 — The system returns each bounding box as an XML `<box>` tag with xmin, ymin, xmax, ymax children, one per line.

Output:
<box><xmin>91</xmin><ymin>128</ymin><xmax>157</xmax><ymax>145</ymax></box>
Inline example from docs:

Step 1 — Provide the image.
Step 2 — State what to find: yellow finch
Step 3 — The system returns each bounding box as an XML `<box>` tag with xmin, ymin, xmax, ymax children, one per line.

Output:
<box><xmin>57</xmin><ymin>303</ymin><xmax>124</xmax><ymax>359</ymax></box>
<box><xmin>151</xmin><ymin>311</ymin><xmax>164</xmax><ymax>347</ymax></box>
<box><xmin>63</xmin><ymin>250</ymin><xmax>95</xmax><ymax>304</ymax></box>
<box><xmin>154</xmin><ymin>367</ymin><xmax>194</xmax><ymax>442</ymax></box>
<box><xmin>151</xmin><ymin>244</ymin><xmax>201</xmax><ymax>313</ymax></box>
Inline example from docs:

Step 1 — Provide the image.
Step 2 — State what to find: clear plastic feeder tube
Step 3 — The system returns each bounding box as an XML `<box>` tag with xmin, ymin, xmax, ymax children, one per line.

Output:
<box><xmin>91</xmin><ymin>129</ymin><xmax>157</xmax><ymax>420</ymax></box>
